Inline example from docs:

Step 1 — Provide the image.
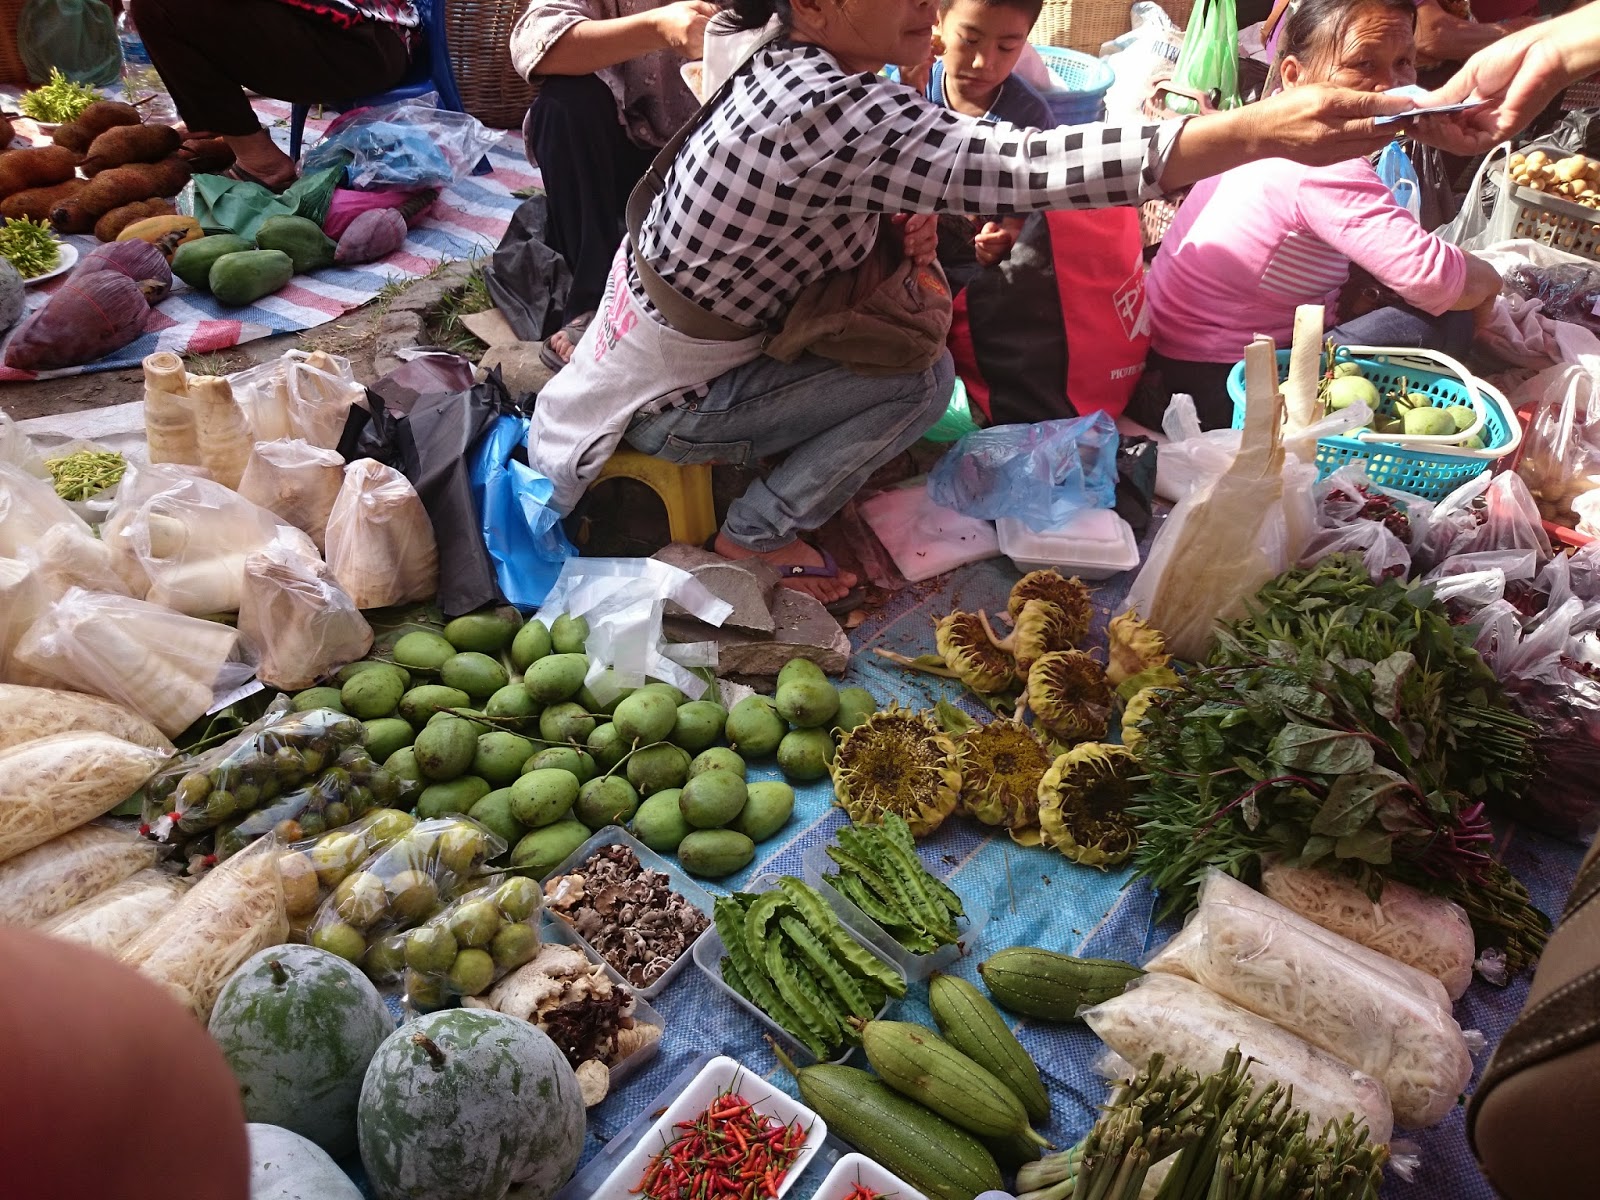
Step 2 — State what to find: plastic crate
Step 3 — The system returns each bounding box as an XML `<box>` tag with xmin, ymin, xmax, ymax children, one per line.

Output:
<box><xmin>1035</xmin><ymin>45</ymin><xmax>1114</xmax><ymax>125</ymax></box>
<box><xmin>1226</xmin><ymin>345</ymin><xmax>1519</xmax><ymax>502</ymax></box>
<box><xmin>1499</xmin><ymin>142</ymin><xmax>1600</xmax><ymax>263</ymax></box>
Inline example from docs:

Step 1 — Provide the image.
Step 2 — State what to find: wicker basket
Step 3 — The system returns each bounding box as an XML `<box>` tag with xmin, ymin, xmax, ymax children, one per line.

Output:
<box><xmin>1034</xmin><ymin>0</ymin><xmax>1197</xmax><ymax>56</ymax></box>
<box><xmin>0</xmin><ymin>0</ymin><xmax>28</xmax><ymax>87</ymax></box>
<box><xmin>444</xmin><ymin>0</ymin><xmax>536</xmax><ymax>130</ymax></box>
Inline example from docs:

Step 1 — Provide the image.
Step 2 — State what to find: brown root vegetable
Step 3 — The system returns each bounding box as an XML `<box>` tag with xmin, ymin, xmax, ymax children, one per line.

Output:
<box><xmin>77</xmin><ymin>101</ymin><xmax>143</xmax><ymax>138</ymax></box>
<box><xmin>178</xmin><ymin>137</ymin><xmax>235</xmax><ymax>175</ymax></box>
<box><xmin>50</xmin><ymin>124</ymin><xmax>92</xmax><ymax>154</ymax></box>
<box><xmin>0</xmin><ymin>147</ymin><xmax>81</xmax><ymax>200</ymax></box>
<box><xmin>75</xmin><ymin>158</ymin><xmax>191</xmax><ymax>219</ymax></box>
<box><xmin>73</xmin><ymin>240</ymin><xmax>173</xmax><ymax>300</ymax></box>
<box><xmin>94</xmin><ymin>198</ymin><xmax>176</xmax><ymax>243</ymax></box>
<box><xmin>133</xmin><ymin>156</ymin><xmax>192</xmax><ymax>198</ymax></box>
<box><xmin>0</xmin><ymin>180</ymin><xmax>84</xmax><ymax>222</ymax></box>
<box><xmin>0</xmin><ymin>116</ymin><xmax>13</xmax><ymax>150</ymax></box>
<box><xmin>82</xmin><ymin>124</ymin><xmax>182</xmax><ymax>176</ymax></box>
<box><xmin>49</xmin><ymin>198</ymin><xmax>96</xmax><ymax>235</ymax></box>
<box><xmin>3</xmin><ymin>272</ymin><xmax>153</xmax><ymax>371</ymax></box>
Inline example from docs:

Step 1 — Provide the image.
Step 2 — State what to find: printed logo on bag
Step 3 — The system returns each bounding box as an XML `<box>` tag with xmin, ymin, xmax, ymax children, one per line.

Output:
<box><xmin>917</xmin><ymin>267</ymin><xmax>950</xmax><ymax>300</ymax></box>
<box><xmin>1112</xmin><ymin>266</ymin><xmax>1146</xmax><ymax>340</ymax></box>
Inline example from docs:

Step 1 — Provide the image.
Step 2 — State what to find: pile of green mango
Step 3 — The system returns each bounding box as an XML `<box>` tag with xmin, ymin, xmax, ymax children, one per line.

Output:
<box><xmin>288</xmin><ymin>608</ymin><xmax>878</xmax><ymax>884</ymax></box>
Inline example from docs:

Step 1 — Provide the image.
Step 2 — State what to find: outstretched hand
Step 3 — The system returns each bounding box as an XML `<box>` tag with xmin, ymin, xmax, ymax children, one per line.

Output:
<box><xmin>655</xmin><ymin>0</ymin><xmax>719</xmax><ymax>59</ymax></box>
<box><xmin>1412</xmin><ymin>22</ymin><xmax>1573</xmax><ymax>154</ymax></box>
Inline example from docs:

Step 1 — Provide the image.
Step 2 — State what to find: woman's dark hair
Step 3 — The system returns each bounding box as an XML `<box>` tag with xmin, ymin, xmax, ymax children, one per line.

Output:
<box><xmin>1279</xmin><ymin>0</ymin><xmax>1416</xmax><ymax>66</ymax></box>
<box><xmin>722</xmin><ymin>0</ymin><xmax>795</xmax><ymax>31</ymax></box>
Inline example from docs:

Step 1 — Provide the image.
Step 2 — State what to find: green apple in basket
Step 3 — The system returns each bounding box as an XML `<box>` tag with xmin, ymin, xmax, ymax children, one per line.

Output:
<box><xmin>1445</xmin><ymin>404</ymin><xmax>1477</xmax><ymax>433</ymax></box>
<box><xmin>1402</xmin><ymin>407</ymin><xmax>1457</xmax><ymax>437</ymax></box>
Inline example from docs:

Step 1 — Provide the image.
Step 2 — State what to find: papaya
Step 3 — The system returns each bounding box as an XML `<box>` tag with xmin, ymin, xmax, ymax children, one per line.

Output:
<box><xmin>116</xmin><ymin>214</ymin><xmax>202</xmax><ymax>260</ymax></box>
<box><xmin>209</xmin><ymin>249</ymin><xmax>293</xmax><ymax>307</ymax></box>
<box><xmin>172</xmin><ymin>234</ymin><xmax>252</xmax><ymax>291</ymax></box>
<box><xmin>254</xmin><ymin>215</ymin><xmax>336</xmax><ymax>273</ymax></box>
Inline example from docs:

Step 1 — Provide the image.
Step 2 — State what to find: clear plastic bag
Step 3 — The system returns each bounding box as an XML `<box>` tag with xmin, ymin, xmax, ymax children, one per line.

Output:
<box><xmin>0</xmin><ymin>733</ymin><xmax>169</xmax><ymax>865</ymax></box>
<box><xmin>237</xmin><ymin>439</ymin><xmax>345</xmax><ymax>552</ymax></box>
<box><xmin>0</xmin><ymin>409</ymin><xmax>47</xmax><ymax>477</ymax></box>
<box><xmin>289</xmin><ymin>352</ymin><xmax>367</xmax><ymax>451</ymax></box>
<box><xmin>120</xmin><ymin>835</ymin><xmax>290</xmax><ymax>1022</ymax></box>
<box><xmin>1514</xmin><ymin>364</ymin><xmax>1600</xmax><ymax>535</ymax></box>
<box><xmin>0</xmin><ymin>557</ymin><xmax>50</xmax><ymax>688</ymax></box>
<box><xmin>40</xmin><ymin>868</ymin><xmax>187</xmax><ymax>955</ymax></box>
<box><xmin>1314</xmin><ymin>464</ymin><xmax>1434</xmax><ymax>551</ymax></box>
<box><xmin>228</xmin><ymin>359</ymin><xmax>296</xmax><ymax>444</ymax></box>
<box><xmin>928</xmin><ymin>411</ymin><xmax>1120</xmax><ymax>533</ymax></box>
<box><xmin>397</xmin><ymin>876</ymin><xmax>543</xmax><ymax>1011</ymax></box>
<box><xmin>0</xmin><ymin>822</ymin><xmax>159</xmax><ymax>926</ymax></box>
<box><xmin>139</xmin><ymin>706</ymin><xmax>366</xmax><ymax>843</ymax></box>
<box><xmin>0</xmin><ymin>683</ymin><xmax>173</xmax><ymax>753</ymax></box>
<box><xmin>239</xmin><ymin>540</ymin><xmax>373</xmax><ymax>692</ymax></box>
<box><xmin>277</xmin><ymin>808</ymin><xmax>427</xmax><ymax>922</ymax></box>
<box><xmin>1297</xmin><ymin>522</ymin><xmax>1410</xmax><ymax>582</ymax></box>
<box><xmin>0</xmin><ymin>459</ymin><xmax>91</xmax><ymax>559</ymax></box>
<box><xmin>27</xmin><ymin>523</ymin><xmax>132</xmax><ymax>599</ymax></box>
<box><xmin>301</xmin><ymin>94</ymin><xmax>503</xmax><ymax>190</ymax></box>
<box><xmin>210</xmin><ymin>742</ymin><xmax>400</xmax><ymax>863</ymax></box>
<box><xmin>1145</xmin><ymin>887</ymin><xmax>1474</xmax><ymax>1128</ymax></box>
<box><xmin>324</xmin><ymin>458</ymin><xmax>439</xmax><ymax>610</ymax></box>
<box><xmin>1153</xmin><ymin>393</ymin><xmax>1240</xmax><ymax>503</ymax></box>
<box><xmin>1443</xmin><ymin>472</ymin><xmax>1553</xmax><ymax>565</ymax></box>
<box><xmin>1081</xmin><ymin>972</ymin><xmax>1395</xmax><ymax>1145</ymax></box>
<box><xmin>14</xmin><ymin>587</ymin><xmax>251</xmax><ymax>738</ymax></box>
<box><xmin>1259</xmin><ymin>860</ymin><xmax>1476</xmax><ymax>1001</ymax></box>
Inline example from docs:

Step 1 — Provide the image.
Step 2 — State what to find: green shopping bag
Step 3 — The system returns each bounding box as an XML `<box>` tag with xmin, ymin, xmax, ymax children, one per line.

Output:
<box><xmin>1169</xmin><ymin>0</ymin><xmax>1241</xmax><ymax>114</ymax></box>
<box><xmin>18</xmin><ymin>0</ymin><xmax>120</xmax><ymax>86</ymax></box>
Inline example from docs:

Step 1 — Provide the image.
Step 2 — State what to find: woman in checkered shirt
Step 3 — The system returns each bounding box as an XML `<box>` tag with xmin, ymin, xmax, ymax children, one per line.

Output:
<box><xmin>528</xmin><ymin>0</ymin><xmax>1416</xmax><ymax>607</ymax></box>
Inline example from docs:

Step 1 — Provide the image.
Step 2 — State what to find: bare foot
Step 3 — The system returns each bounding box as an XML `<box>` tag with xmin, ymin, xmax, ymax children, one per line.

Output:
<box><xmin>223</xmin><ymin>130</ymin><xmax>298</xmax><ymax>190</ymax></box>
<box><xmin>714</xmin><ymin>533</ymin><xmax>857</xmax><ymax>605</ymax></box>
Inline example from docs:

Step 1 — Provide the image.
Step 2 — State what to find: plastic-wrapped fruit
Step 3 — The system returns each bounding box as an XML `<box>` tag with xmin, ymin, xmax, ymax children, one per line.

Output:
<box><xmin>312</xmin><ymin>921</ymin><xmax>367</xmax><ymax>963</ymax></box>
<box><xmin>405</xmin><ymin>924</ymin><xmax>458</xmax><ymax>974</ymax></box>
<box><xmin>492</xmin><ymin>877</ymin><xmax>540</xmax><ymax>923</ymax></box>
<box><xmin>447</xmin><ymin>899</ymin><xmax>503</xmax><ymax>948</ymax></box>
<box><xmin>385</xmin><ymin>869</ymin><xmax>440</xmax><ymax>923</ymax></box>
<box><xmin>333</xmin><ymin>871</ymin><xmax>389</xmax><ymax>928</ymax></box>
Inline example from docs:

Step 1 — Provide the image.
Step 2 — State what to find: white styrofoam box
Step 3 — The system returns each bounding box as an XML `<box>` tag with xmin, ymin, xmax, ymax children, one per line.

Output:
<box><xmin>860</xmin><ymin>480</ymin><xmax>1001</xmax><ymax>582</ymax></box>
<box><xmin>812</xmin><ymin>1152</ymin><xmax>929</xmax><ymax>1200</ymax></box>
<box><xmin>589</xmin><ymin>1055</ymin><xmax>828</xmax><ymax>1200</ymax></box>
<box><xmin>997</xmin><ymin>507</ymin><xmax>1139</xmax><ymax>579</ymax></box>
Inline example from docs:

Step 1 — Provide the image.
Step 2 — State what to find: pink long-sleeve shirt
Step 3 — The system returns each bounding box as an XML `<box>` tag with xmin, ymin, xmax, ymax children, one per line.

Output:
<box><xmin>1146</xmin><ymin>155</ymin><xmax>1469</xmax><ymax>364</ymax></box>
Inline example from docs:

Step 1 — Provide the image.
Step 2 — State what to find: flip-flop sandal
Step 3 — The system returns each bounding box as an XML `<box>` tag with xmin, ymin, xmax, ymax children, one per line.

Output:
<box><xmin>702</xmin><ymin>537</ymin><xmax>865</xmax><ymax>616</ymax></box>
<box><xmin>222</xmin><ymin>163</ymin><xmax>296</xmax><ymax>194</ymax></box>
<box><xmin>540</xmin><ymin>311</ymin><xmax>596</xmax><ymax>373</ymax></box>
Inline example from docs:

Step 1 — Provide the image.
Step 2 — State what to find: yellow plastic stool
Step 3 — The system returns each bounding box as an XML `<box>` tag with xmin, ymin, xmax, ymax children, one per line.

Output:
<box><xmin>590</xmin><ymin>449</ymin><xmax>718</xmax><ymax>547</ymax></box>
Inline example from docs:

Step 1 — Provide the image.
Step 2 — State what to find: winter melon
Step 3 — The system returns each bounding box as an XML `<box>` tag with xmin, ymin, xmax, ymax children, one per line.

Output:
<box><xmin>357</xmin><ymin>1008</ymin><xmax>585</xmax><ymax>1200</ymax></box>
<box><xmin>246</xmin><ymin>1123</ymin><xmax>363</xmax><ymax>1200</ymax></box>
<box><xmin>209</xmin><ymin>945</ymin><xmax>394</xmax><ymax>1159</ymax></box>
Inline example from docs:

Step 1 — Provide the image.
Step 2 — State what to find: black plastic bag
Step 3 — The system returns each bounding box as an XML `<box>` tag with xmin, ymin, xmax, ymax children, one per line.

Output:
<box><xmin>1542</xmin><ymin>108</ymin><xmax>1600</xmax><ymax>159</ymax></box>
<box><xmin>482</xmin><ymin>195</ymin><xmax>573</xmax><ymax>343</ymax></box>
<box><xmin>1115</xmin><ymin>435</ymin><xmax>1158</xmax><ymax>537</ymax></box>
<box><xmin>339</xmin><ymin>370</ymin><xmax>529</xmax><ymax>616</ymax></box>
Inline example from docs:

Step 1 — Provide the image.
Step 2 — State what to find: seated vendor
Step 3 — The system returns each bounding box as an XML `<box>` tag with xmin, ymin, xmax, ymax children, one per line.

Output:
<box><xmin>511</xmin><ymin>0</ymin><xmax>713</xmax><ymax>370</ymax></box>
<box><xmin>526</xmin><ymin>0</ymin><xmax>1416</xmax><ymax>608</ymax></box>
<box><xmin>1133</xmin><ymin>0</ymin><xmax>1503</xmax><ymax>431</ymax></box>
<box><xmin>126</xmin><ymin>0</ymin><xmax>418</xmax><ymax>191</ymax></box>
<box><xmin>1263</xmin><ymin>0</ymin><xmax>1538</xmax><ymax>84</ymax></box>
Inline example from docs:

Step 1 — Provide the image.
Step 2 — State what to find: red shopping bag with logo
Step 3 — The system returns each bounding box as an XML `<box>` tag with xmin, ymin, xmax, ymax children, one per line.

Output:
<box><xmin>949</xmin><ymin>208</ymin><xmax>1148</xmax><ymax>424</ymax></box>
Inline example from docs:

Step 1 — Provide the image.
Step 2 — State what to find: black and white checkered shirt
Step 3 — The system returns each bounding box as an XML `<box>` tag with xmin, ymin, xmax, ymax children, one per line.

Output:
<box><xmin>634</xmin><ymin>40</ymin><xmax>1183</xmax><ymax>328</ymax></box>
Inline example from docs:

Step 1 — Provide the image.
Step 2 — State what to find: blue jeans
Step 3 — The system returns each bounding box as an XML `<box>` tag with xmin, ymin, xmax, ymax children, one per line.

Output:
<box><xmin>625</xmin><ymin>351</ymin><xmax>955</xmax><ymax>551</ymax></box>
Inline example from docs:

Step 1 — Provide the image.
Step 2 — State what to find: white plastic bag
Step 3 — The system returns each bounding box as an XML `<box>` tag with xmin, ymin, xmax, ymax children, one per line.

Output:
<box><xmin>1082</xmin><ymin>972</ymin><xmax>1395</xmax><ymax>1145</ymax></box>
<box><xmin>288</xmin><ymin>352</ymin><xmax>366</xmax><ymax>450</ymax></box>
<box><xmin>0</xmin><ymin>409</ymin><xmax>47</xmax><ymax>477</ymax></box>
<box><xmin>0</xmin><ymin>823</ymin><xmax>159</xmax><ymax>926</ymax></box>
<box><xmin>15</xmin><ymin>588</ymin><xmax>251</xmax><ymax>737</ymax></box>
<box><xmin>237</xmin><ymin>439</ymin><xmax>345</xmax><ymax>552</ymax></box>
<box><xmin>41</xmin><ymin>869</ymin><xmax>187</xmax><ymax>955</ymax></box>
<box><xmin>27</xmin><ymin>523</ymin><xmax>132</xmax><ymax>599</ymax></box>
<box><xmin>324</xmin><ymin>458</ymin><xmax>438</xmax><ymax>609</ymax></box>
<box><xmin>0</xmin><ymin>733</ymin><xmax>168</xmax><ymax>865</ymax></box>
<box><xmin>228</xmin><ymin>358</ymin><xmax>296</xmax><ymax>443</ymax></box>
<box><xmin>239</xmin><ymin>539</ymin><xmax>373</xmax><ymax>691</ymax></box>
<box><xmin>1153</xmin><ymin>394</ymin><xmax>1240</xmax><ymax>503</ymax></box>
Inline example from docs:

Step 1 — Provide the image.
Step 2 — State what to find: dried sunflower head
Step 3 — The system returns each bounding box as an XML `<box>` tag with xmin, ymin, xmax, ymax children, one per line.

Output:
<box><xmin>956</xmin><ymin>720</ymin><xmax>1053</xmax><ymax>845</ymax></box>
<box><xmin>1118</xmin><ymin>666</ymin><xmax>1182</xmax><ymax>752</ymax></box>
<box><xmin>1107</xmin><ymin>610</ymin><xmax>1170</xmax><ymax>687</ymax></box>
<box><xmin>1120</xmin><ymin>688</ymin><xmax>1159</xmax><ymax>752</ymax></box>
<box><xmin>1008</xmin><ymin>570</ymin><xmax>1092</xmax><ymax>643</ymax></box>
<box><xmin>832</xmin><ymin>704</ymin><xmax>962</xmax><ymax>837</ymax></box>
<box><xmin>1037</xmin><ymin>743</ymin><xmax>1140</xmax><ymax>868</ymax></box>
<box><xmin>1025</xmin><ymin>650</ymin><xmax>1111</xmax><ymax>743</ymax></box>
<box><xmin>983</xmin><ymin>599</ymin><xmax>1080</xmax><ymax>681</ymax></box>
<box><xmin>936</xmin><ymin>611</ymin><xmax>1016</xmax><ymax>695</ymax></box>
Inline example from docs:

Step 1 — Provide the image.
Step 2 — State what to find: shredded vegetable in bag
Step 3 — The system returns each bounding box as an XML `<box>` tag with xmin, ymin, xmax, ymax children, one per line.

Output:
<box><xmin>40</xmin><ymin>868</ymin><xmax>187</xmax><ymax>955</ymax></box>
<box><xmin>1144</xmin><ymin>893</ymin><xmax>1472</xmax><ymax>1127</ymax></box>
<box><xmin>0</xmin><ymin>822</ymin><xmax>159</xmax><ymax>926</ymax></box>
<box><xmin>1082</xmin><ymin>973</ymin><xmax>1394</xmax><ymax>1144</ymax></box>
<box><xmin>0</xmin><ymin>734</ymin><xmax>168</xmax><ymax>865</ymax></box>
<box><xmin>0</xmin><ymin>684</ymin><xmax>174</xmax><ymax>754</ymax></box>
<box><xmin>1260</xmin><ymin>860</ymin><xmax>1476</xmax><ymax>1001</ymax></box>
<box><xmin>121</xmin><ymin>836</ymin><xmax>289</xmax><ymax>1022</ymax></box>
<box><xmin>324</xmin><ymin>458</ymin><xmax>438</xmax><ymax>609</ymax></box>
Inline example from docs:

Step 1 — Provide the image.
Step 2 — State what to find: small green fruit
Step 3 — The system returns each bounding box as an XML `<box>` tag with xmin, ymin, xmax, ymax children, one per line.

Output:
<box><xmin>550</xmin><ymin>613</ymin><xmax>589</xmax><ymax>655</ymax></box>
<box><xmin>679</xmin><ymin>770</ymin><xmax>748</xmax><ymax>830</ymax></box>
<box><xmin>393</xmin><ymin>630</ymin><xmax>456</xmax><ymax>671</ymax></box>
<box><xmin>574</xmin><ymin>775</ymin><xmax>639</xmax><ymax>830</ymax></box>
<box><xmin>540</xmin><ymin>701</ymin><xmax>596</xmax><ymax>747</ymax></box>
<box><xmin>511</xmin><ymin>619</ymin><xmax>552</xmax><ymax>671</ymax></box>
<box><xmin>671</xmin><ymin>700</ymin><xmax>727</xmax><ymax>752</ymax></box>
<box><xmin>527</xmin><ymin>745</ymin><xmax>595</xmax><ymax>782</ymax></box>
<box><xmin>447</xmin><ymin>947</ymin><xmax>497</xmax><ymax>995</ymax></box>
<box><xmin>689</xmin><ymin>747</ymin><xmax>746</xmax><ymax>779</ymax></box>
<box><xmin>613</xmin><ymin>690</ymin><xmax>678</xmax><ymax>745</ymax></box>
<box><xmin>404</xmin><ymin>924</ymin><xmax>458</xmax><ymax>974</ymax></box>
<box><xmin>447</xmin><ymin>899</ymin><xmax>503</xmax><ymax>948</ymax></box>
<box><xmin>586</xmin><ymin>723</ymin><xmax>628</xmax><ymax>771</ymax></box>
<box><xmin>490</xmin><ymin>924</ymin><xmax>540</xmax><ymax>972</ymax></box>
<box><xmin>439</xmin><ymin>652</ymin><xmax>509</xmax><ymax>700</ymax></box>
<box><xmin>725</xmin><ymin>696</ymin><xmax>785</xmax><ymax>758</ymax></box>
<box><xmin>777</xmin><ymin>727</ymin><xmax>835</xmax><ymax>782</ymax></box>
<box><xmin>776</xmin><ymin>678</ymin><xmax>840</xmax><ymax>729</ymax></box>
<box><xmin>626</xmin><ymin>743</ymin><xmax>692</xmax><ymax>796</ymax></box>
<box><xmin>509</xmin><ymin>768</ymin><xmax>580</xmax><ymax>828</ymax></box>
<box><xmin>311</xmin><ymin>921</ymin><xmax>367</xmax><ymax>963</ymax></box>
<box><xmin>493</xmin><ymin>877</ymin><xmax>541</xmax><ymax>923</ymax></box>
<box><xmin>631</xmin><ymin>789</ymin><xmax>691</xmax><ymax>853</ymax></box>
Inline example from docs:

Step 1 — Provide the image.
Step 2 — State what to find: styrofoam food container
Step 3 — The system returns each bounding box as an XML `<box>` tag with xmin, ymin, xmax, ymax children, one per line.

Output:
<box><xmin>534</xmin><ymin>917</ymin><xmax>664</xmax><ymax>1091</ymax></box>
<box><xmin>801</xmin><ymin>841</ymin><xmax>988</xmax><ymax>982</ymax></box>
<box><xmin>692</xmin><ymin>873</ymin><xmax>908</xmax><ymax>1065</ymax></box>
<box><xmin>540</xmin><ymin>825</ymin><xmax>715</xmax><ymax>1002</ymax></box>
<box><xmin>588</xmin><ymin>1055</ymin><xmax>828</xmax><ymax>1200</ymax></box>
<box><xmin>813</xmin><ymin>1152</ymin><xmax>929</xmax><ymax>1200</ymax></box>
<box><xmin>997</xmin><ymin>506</ymin><xmax>1139</xmax><ymax>579</ymax></box>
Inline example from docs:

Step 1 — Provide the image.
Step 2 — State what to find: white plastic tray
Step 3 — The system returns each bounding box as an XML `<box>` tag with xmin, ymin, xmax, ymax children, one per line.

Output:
<box><xmin>535</xmin><ymin>917</ymin><xmax>664</xmax><ymax>1092</ymax></box>
<box><xmin>540</xmin><ymin>825</ymin><xmax>714</xmax><ymax>1001</ymax></box>
<box><xmin>801</xmin><ymin>842</ymin><xmax>988</xmax><ymax>982</ymax></box>
<box><xmin>587</xmin><ymin>1055</ymin><xmax>828</xmax><ymax>1200</ymax></box>
<box><xmin>997</xmin><ymin>507</ymin><xmax>1139</xmax><ymax>578</ymax></box>
<box><xmin>812</xmin><ymin>1152</ymin><xmax>929</xmax><ymax>1200</ymax></box>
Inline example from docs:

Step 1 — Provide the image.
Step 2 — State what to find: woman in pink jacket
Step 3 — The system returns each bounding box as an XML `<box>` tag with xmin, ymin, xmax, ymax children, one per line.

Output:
<box><xmin>1136</xmin><ymin>0</ymin><xmax>1504</xmax><ymax>429</ymax></box>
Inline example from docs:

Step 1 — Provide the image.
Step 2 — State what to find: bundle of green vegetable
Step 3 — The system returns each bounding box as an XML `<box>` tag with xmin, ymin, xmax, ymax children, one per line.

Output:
<box><xmin>18</xmin><ymin>69</ymin><xmax>100</xmax><ymax>124</ymax></box>
<box><xmin>45</xmin><ymin>450</ymin><xmax>126</xmax><ymax>501</ymax></box>
<box><xmin>821</xmin><ymin>815</ymin><xmax>965</xmax><ymax>954</ymax></box>
<box><xmin>0</xmin><ymin>217</ymin><xmax>61</xmax><ymax>280</ymax></box>
<box><xmin>1015</xmin><ymin>1049</ymin><xmax>1387</xmax><ymax>1200</ymax></box>
<box><xmin>1130</xmin><ymin>555</ymin><xmax>1548</xmax><ymax>973</ymax></box>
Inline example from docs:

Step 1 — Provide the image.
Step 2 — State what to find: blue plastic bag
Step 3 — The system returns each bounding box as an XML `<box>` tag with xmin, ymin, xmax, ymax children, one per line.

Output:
<box><xmin>1375</xmin><ymin>142</ymin><xmax>1421</xmax><ymax>219</ymax></box>
<box><xmin>470</xmin><ymin>415</ymin><xmax>576</xmax><ymax>611</ymax></box>
<box><xmin>928</xmin><ymin>412</ymin><xmax>1120</xmax><ymax>532</ymax></box>
<box><xmin>302</xmin><ymin>94</ymin><xmax>502</xmax><ymax>189</ymax></box>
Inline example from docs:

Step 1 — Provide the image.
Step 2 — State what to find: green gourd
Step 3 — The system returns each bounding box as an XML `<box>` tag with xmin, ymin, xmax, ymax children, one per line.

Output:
<box><xmin>171</xmin><ymin>234</ymin><xmax>252</xmax><ymax>291</ymax></box>
<box><xmin>208</xmin><ymin>249</ymin><xmax>293</xmax><ymax>306</ymax></box>
<box><xmin>254</xmin><ymin>214</ymin><xmax>337</xmax><ymax>273</ymax></box>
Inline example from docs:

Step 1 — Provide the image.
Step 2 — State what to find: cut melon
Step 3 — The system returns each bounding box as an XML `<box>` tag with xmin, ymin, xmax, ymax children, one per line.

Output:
<box><xmin>246</xmin><ymin>1123</ymin><xmax>363</xmax><ymax>1200</ymax></box>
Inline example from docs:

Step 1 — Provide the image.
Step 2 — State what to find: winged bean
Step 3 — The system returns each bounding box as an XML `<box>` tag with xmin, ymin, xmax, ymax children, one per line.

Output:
<box><xmin>776</xmin><ymin>877</ymin><xmax>907</xmax><ymax>997</ymax></box>
<box><xmin>766</xmin><ymin>935</ymin><xmax>835</xmax><ymax>1052</ymax></box>
<box><xmin>780</xmin><ymin>915</ymin><xmax>871</xmax><ymax>1016</ymax></box>
<box><xmin>715</xmin><ymin>897</ymin><xmax>815</xmax><ymax>1051</ymax></box>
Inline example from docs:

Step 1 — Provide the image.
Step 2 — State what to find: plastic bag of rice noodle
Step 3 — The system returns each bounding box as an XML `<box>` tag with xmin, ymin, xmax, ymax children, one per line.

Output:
<box><xmin>0</xmin><ymin>683</ymin><xmax>174</xmax><ymax>754</ymax></box>
<box><xmin>120</xmin><ymin>836</ymin><xmax>289</xmax><ymax>1022</ymax></box>
<box><xmin>0</xmin><ymin>733</ymin><xmax>169</xmax><ymax>866</ymax></box>
<box><xmin>1144</xmin><ymin>889</ymin><xmax>1473</xmax><ymax>1128</ymax></box>
<box><xmin>40</xmin><ymin>869</ymin><xmax>187</xmax><ymax>956</ymax></box>
<box><xmin>1191</xmin><ymin>870</ymin><xmax>1453</xmax><ymax>1011</ymax></box>
<box><xmin>1260</xmin><ymin>859</ymin><xmax>1476</xmax><ymax>1001</ymax></box>
<box><xmin>1082</xmin><ymin>973</ymin><xmax>1395</xmax><ymax>1145</ymax></box>
<box><xmin>0</xmin><ymin>823</ymin><xmax>159</xmax><ymax>926</ymax></box>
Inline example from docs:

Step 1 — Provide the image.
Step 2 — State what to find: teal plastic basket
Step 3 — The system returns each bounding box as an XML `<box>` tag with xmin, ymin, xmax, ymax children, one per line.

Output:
<box><xmin>1035</xmin><ymin>46</ymin><xmax>1114</xmax><ymax>125</ymax></box>
<box><xmin>1226</xmin><ymin>345</ymin><xmax>1520</xmax><ymax>502</ymax></box>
